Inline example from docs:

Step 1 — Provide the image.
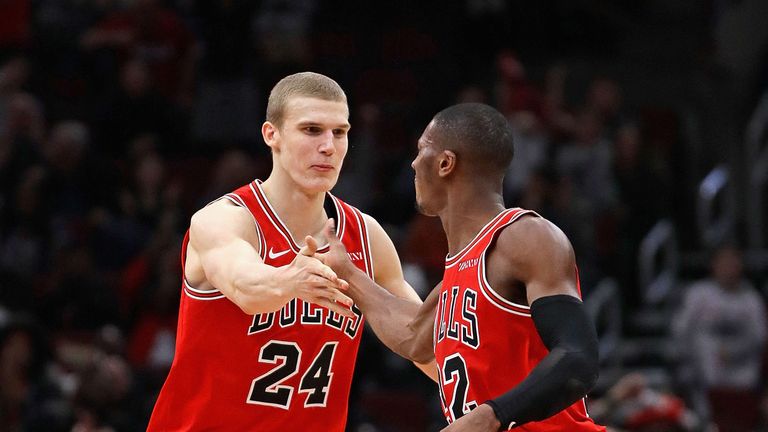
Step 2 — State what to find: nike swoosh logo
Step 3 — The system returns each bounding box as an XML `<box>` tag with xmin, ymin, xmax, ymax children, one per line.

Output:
<box><xmin>268</xmin><ymin>247</ymin><xmax>291</xmax><ymax>260</ymax></box>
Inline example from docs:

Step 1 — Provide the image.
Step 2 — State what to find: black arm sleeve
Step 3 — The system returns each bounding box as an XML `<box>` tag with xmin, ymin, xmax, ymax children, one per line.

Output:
<box><xmin>484</xmin><ymin>295</ymin><xmax>599</xmax><ymax>429</ymax></box>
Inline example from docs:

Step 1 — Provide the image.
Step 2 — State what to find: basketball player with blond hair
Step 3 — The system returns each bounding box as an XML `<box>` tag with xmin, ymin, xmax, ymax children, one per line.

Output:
<box><xmin>148</xmin><ymin>72</ymin><xmax>431</xmax><ymax>431</ymax></box>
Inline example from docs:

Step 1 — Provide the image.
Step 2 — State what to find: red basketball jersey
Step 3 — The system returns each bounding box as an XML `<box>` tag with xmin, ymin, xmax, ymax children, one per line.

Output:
<box><xmin>148</xmin><ymin>180</ymin><xmax>373</xmax><ymax>431</ymax></box>
<box><xmin>433</xmin><ymin>208</ymin><xmax>605</xmax><ymax>431</ymax></box>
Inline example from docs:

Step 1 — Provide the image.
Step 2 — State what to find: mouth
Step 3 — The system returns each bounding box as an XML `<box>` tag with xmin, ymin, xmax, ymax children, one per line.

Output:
<box><xmin>311</xmin><ymin>164</ymin><xmax>334</xmax><ymax>172</ymax></box>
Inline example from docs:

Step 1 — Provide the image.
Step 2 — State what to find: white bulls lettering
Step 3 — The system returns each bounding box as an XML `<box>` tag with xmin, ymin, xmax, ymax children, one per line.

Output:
<box><xmin>248</xmin><ymin>300</ymin><xmax>362</xmax><ymax>339</ymax></box>
<box><xmin>436</xmin><ymin>287</ymin><xmax>479</xmax><ymax>349</ymax></box>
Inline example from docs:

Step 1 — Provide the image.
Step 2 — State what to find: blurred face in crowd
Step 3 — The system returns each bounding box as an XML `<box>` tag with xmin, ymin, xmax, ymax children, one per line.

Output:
<box><xmin>121</xmin><ymin>59</ymin><xmax>151</xmax><ymax>98</ymax></box>
<box><xmin>588</xmin><ymin>78</ymin><xmax>622</xmax><ymax>117</ymax></box>
<box><xmin>712</xmin><ymin>246</ymin><xmax>744</xmax><ymax>290</ymax></box>
<box><xmin>263</xmin><ymin>96</ymin><xmax>350</xmax><ymax>195</ymax></box>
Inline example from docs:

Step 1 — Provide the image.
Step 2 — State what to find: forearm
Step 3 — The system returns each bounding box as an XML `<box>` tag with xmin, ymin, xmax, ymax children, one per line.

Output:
<box><xmin>486</xmin><ymin>346</ymin><xmax>598</xmax><ymax>428</ymax></box>
<box><xmin>345</xmin><ymin>267</ymin><xmax>433</xmax><ymax>362</ymax></box>
<box><xmin>486</xmin><ymin>295</ymin><xmax>599</xmax><ymax>428</ymax></box>
<box><xmin>209</xmin><ymin>258</ymin><xmax>291</xmax><ymax>315</ymax></box>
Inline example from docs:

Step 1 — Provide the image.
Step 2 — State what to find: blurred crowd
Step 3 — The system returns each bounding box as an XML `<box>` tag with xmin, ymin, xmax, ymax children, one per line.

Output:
<box><xmin>1</xmin><ymin>0</ymin><xmax>767</xmax><ymax>431</ymax></box>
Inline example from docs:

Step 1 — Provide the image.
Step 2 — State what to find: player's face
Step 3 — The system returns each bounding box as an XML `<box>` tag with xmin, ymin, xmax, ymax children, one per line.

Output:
<box><xmin>412</xmin><ymin>120</ymin><xmax>442</xmax><ymax>216</ymax></box>
<box><xmin>266</xmin><ymin>97</ymin><xmax>350</xmax><ymax>194</ymax></box>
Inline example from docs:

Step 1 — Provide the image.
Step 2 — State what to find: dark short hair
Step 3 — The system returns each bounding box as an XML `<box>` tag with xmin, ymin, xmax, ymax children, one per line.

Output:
<box><xmin>431</xmin><ymin>103</ymin><xmax>514</xmax><ymax>173</ymax></box>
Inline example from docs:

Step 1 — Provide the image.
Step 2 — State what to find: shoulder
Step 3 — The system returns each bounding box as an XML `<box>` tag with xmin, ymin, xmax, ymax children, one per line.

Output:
<box><xmin>190</xmin><ymin>198</ymin><xmax>258</xmax><ymax>245</ymax></box>
<box><xmin>485</xmin><ymin>213</ymin><xmax>580</xmax><ymax>301</ymax></box>
<box><xmin>493</xmin><ymin>214</ymin><xmax>574</xmax><ymax>269</ymax></box>
<box><xmin>360</xmin><ymin>212</ymin><xmax>406</xmax><ymax>277</ymax></box>
<box><xmin>360</xmin><ymin>212</ymin><xmax>384</xmax><ymax>234</ymax></box>
<box><xmin>360</xmin><ymin>213</ymin><xmax>397</xmax><ymax>255</ymax></box>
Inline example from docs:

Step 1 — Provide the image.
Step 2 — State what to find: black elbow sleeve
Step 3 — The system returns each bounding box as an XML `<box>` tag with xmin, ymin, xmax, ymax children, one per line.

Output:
<box><xmin>486</xmin><ymin>295</ymin><xmax>599</xmax><ymax>429</ymax></box>
<box><xmin>532</xmin><ymin>295</ymin><xmax>599</xmax><ymax>391</ymax></box>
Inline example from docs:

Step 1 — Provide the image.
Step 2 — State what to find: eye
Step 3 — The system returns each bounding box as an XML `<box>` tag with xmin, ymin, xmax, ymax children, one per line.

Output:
<box><xmin>333</xmin><ymin>129</ymin><xmax>347</xmax><ymax>137</ymax></box>
<box><xmin>304</xmin><ymin>126</ymin><xmax>322</xmax><ymax>134</ymax></box>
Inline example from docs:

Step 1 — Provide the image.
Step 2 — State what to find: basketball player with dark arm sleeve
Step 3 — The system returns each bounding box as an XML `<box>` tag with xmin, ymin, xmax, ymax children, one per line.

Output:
<box><xmin>318</xmin><ymin>103</ymin><xmax>605</xmax><ymax>431</ymax></box>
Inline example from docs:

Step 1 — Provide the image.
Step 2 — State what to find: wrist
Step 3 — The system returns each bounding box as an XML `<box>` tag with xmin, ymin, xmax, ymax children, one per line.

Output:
<box><xmin>484</xmin><ymin>401</ymin><xmax>509</xmax><ymax>430</ymax></box>
<box><xmin>337</xmin><ymin>261</ymin><xmax>360</xmax><ymax>282</ymax></box>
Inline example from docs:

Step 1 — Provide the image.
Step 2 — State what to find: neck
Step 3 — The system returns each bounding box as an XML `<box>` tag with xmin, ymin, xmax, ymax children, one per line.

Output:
<box><xmin>438</xmin><ymin>185</ymin><xmax>506</xmax><ymax>255</ymax></box>
<box><xmin>261</xmin><ymin>176</ymin><xmax>328</xmax><ymax>244</ymax></box>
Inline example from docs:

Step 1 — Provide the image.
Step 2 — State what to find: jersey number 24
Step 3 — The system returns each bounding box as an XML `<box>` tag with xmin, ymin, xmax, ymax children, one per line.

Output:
<box><xmin>247</xmin><ymin>340</ymin><xmax>337</xmax><ymax>408</ymax></box>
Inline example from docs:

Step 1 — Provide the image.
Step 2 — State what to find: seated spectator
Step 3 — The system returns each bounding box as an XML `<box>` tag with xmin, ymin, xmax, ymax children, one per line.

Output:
<box><xmin>673</xmin><ymin>244</ymin><xmax>767</xmax><ymax>432</ymax></box>
<box><xmin>589</xmin><ymin>372</ymin><xmax>702</xmax><ymax>431</ymax></box>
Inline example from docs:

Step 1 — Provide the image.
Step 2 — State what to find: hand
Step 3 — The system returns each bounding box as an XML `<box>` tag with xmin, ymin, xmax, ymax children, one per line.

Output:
<box><xmin>280</xmin><ymin>234</ymin><xmax>353</xmax><ymax>318</ymax></box>
<box><xmin>441</xmin><ymin>404</ymin><xmax>501</xmax><ymax>432</ymax></box>
<box><xmin>312</xmin><ymin>219</ymin><xmax>358</xmax><ymax>281</ymax></box>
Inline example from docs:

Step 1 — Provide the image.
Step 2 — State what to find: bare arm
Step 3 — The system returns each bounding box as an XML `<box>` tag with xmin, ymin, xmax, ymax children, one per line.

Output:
<box><xmin>344</xmin><ymin>267</ymin><xmax>440</xmax><ymax>365</ymax></box>
<box><xmin>318</xmin><ymin>218</ymin><xmax>438</xmax><ymax>371</ymax></box>
<box><xmin>187</xmin><ymin>200</ymin><xmax>352</xmax><ymax>317</ymax></box>
<box><xmin>514</xmin><ymin>217</ymin><xmax>583</xmax><ymax>303</ymax></box>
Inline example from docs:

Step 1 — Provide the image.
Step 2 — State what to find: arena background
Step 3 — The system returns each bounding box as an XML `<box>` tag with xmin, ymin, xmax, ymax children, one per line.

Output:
<box><xmin>1</xmin><ymin>0</ymin><xmax>767</xmax><ymax>430</ymax></box>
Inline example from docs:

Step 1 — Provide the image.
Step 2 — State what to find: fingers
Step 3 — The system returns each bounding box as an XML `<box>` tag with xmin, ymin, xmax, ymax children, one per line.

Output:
<box><xmin>338</xmin><ymin>278</ymin><xmax>349</xmax><ymax>291</ymax></box>
<box><xmin>317</xmin><ymin>298</ymin><xmax>355</xmax><ymax>318</ymax></box>
<box><xmin>297</xmin><ymin>274</ymin><xmax>350</xmax><ymax>316</ymax></box>
<box><xmin>297</xmin><ymin>284</ymin><xmax>355</xmax><ymax>318</ymax></box>
<box><xmin>293</xmin><ymin>250</ymin><xmax>339</xmax><ymax>282</ymax></box>
<box><xmin>300</xmin><ymin>220</ymin><xmax>336</xmax><ymax>257</ymax></box>
<box><xmin>299</xmin><ymin>235</ymin><xmax>319</xmax><ymax>256</ymax></box>
<box><xmin>323</xmin><ymin>218</ymin><xmax>338</xmax><ymax>243</ymax></box>
<box><xmin>297</xmin><ymin>275</ymin><xmax>351</xmax><ymax>305</ymax></box>
<box><xmin>311</xmin><ymin>261</ymin><xmax>342</xmax><ymax>286</ymax></box>
<box><xmin>328</xmin><ymin>287</ymin><xmax>353</xmax><ymax>308</ymax></box>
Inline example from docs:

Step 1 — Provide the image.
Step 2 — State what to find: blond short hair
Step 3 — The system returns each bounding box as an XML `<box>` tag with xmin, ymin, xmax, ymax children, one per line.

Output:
<box><xmin>266</xmin><ymin>72</ymin><xmax>348</xmax><ymax>127</ymax></box>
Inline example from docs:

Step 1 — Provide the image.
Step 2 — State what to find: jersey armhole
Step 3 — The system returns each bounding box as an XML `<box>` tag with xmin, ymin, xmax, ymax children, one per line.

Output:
<box><xmin>478</xmin><ymin>211</ymin><xmax>539</xmax><ymax>315</ymax></box>
<box><xmin>221</xmin><ymin>193</ymin><xmax>266</xmax><ymax>259</ymax></box>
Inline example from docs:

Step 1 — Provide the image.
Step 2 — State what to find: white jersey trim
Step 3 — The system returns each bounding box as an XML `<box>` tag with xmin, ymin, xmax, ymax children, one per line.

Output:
<box><xmin>183</xmin><ymin>279</ymin><xmax>225</xmax><ymax>300</ymax></box>
<box><xmin>181</xmin><ymin>193</ymin><xmax>253</xmax><ymax>301</ymax></box>
<box><xmin>476</xmin><ymin>210</ymin><xmax>540</xmax><ymax>316</ymax></box>
<box><xmin>362</xmin><ymin>214</ymin><xmax>374</xmax><ymax>278</ymax></box>
<box><xmin>250</xmin><ymin>181</ymin><xmax>338</xmax><ymax>254</ymax></box>
<box><xmin>222</xmin><ymin>193</ymin><xmax>265</xmax><ymax>259</ymax></box>
<box><xmin>250</xmin><ymin>182</ymin><xmax>299</xmax><ymax>252</ymax></box>
<box><xmin>445</xmin><ymin>209</ymin><xmax>513</xmax><ymax>268</ymax></box>
<box><xmin>329</xmin><ymin>192</ymin><xmax>348</xmax><ymax>243</ymax></box>
<box><xmin>477</xmin><ymin>259</ymin><xmax>530</xmax><ymax>317</ymax></box>
<box><xmin>349</xmin><ymin>206</ymin><xmax>375</xmax><ymax>278</ymax></box>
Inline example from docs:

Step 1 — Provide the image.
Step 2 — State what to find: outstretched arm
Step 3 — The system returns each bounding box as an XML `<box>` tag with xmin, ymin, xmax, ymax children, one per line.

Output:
<box><xmin>186</xmin><ymin>199</ymin><xmax>352</xmax><ymax>317</ymax></box>
<box><xmin>317</xmin><ymin>218</ymin><xmax>438</xmax><ymax>366</ymax></box>
<box><xmin>444</xmin><ymin>216</ymin><xmax>599</xmax><ymax>431</ymax></box>
<box><xmin>344</xmin><ymin>268</ymin><xmax>440</xmax><ymax>365</ymax></box>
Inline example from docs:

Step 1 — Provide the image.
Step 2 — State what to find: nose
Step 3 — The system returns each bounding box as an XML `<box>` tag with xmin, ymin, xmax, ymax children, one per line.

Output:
<box><xmin>319</xmin><ymin>130</ymin><xmax>335</xmax><ymax>155</ymax></box>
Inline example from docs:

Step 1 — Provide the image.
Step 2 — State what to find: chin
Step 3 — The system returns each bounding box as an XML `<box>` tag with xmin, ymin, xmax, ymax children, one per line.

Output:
<box><xmin>301</xmin><ymin>177</ymin><xmax>337</xmax><ymax>194</ymax></box>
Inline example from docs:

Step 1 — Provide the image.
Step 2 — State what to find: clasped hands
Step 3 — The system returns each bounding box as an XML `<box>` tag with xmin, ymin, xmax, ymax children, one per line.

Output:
<box><xmin>296</xmin><ymin>219</ymin><xmax>357</xmax><ymax>317</ymax></box>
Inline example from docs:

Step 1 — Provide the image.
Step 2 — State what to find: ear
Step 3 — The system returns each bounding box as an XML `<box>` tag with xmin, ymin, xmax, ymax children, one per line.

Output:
<box><xmin>437</xmin><ymin>150</ymin><xmax>456</xmax><ymax>178</ymax></box>
<box><xmin>262</xmin><ymin>121</ymin><xmax>280</xmax><ymax>151</ymax></box>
